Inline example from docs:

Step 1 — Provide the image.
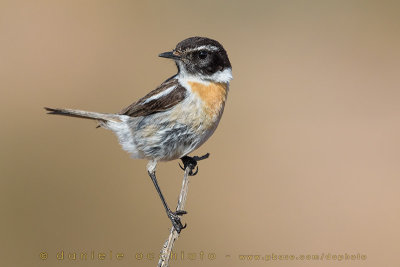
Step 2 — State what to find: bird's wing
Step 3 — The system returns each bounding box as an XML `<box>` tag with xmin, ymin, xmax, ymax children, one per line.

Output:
<box><xmin>119</xmin><ymin>77</ymin><xmax>187</xmax><ymax>117</ymax></box>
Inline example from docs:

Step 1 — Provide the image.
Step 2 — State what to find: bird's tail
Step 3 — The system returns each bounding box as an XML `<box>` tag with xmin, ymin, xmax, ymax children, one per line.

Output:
<box><xmin>44</xmin><ymin>107</ymin><xmax>122</xmax><ymax>124</ymax></box>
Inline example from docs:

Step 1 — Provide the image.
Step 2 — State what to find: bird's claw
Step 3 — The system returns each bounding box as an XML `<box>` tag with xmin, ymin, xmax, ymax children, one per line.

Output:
<box><xmin>179</xmin><ymin>163</ymin><xmax>199</xmax><ymax>176</ymax></box>
<box><xmin>190</xmin><ymin>166</ymin><xmax>199</xmax><ymax>176</ymax></box>
<box><xmin>179</xmin><ymin>153</ymin><xmax>209</xmax><ymax>176</ymax></box>
<box><xmin>175</xmin><ymin>210</ymin><xmax>187</xmax><ymax>215</ymax></box>
<box><xmin>168</xmin><ymin>210</ymin><xmax>187</xmax><ymax>233</ymax></box>
<box><xmin>178</xmin><ymin>163</ymin><xmax>185</xmax><ymax>171</ymax></box>
<box><xmin>192</xmin><ymin>153</ymin><xmax>210</xmax><ymax>161</ymax></box>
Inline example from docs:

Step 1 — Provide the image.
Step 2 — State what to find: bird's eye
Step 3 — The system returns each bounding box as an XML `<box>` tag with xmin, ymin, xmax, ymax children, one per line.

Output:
<box><xmin>198</xmin><ymin>50</ymin><xmax>208</xmax><ymax>59</ymax></box>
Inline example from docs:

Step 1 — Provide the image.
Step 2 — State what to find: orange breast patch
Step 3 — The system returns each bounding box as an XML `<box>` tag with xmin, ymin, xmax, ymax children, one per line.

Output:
<box><xmin>188</xmin><ymin>81</ymin><xmax>228</xmax><ymax>115</ymax></box>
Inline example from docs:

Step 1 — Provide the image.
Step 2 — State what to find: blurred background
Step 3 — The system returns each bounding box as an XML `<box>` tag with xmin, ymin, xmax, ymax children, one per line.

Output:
<box><xmin>1</xmin><ymin>1</ymin><xmax>399</xmax><ymax>266</ymax></box>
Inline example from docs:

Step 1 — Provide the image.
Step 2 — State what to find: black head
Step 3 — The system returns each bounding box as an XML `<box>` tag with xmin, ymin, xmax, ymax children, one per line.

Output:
<box><xmin>159</xmin><ymin>37</ymin><xmax>232</xmax><ymax>82</ymax></box>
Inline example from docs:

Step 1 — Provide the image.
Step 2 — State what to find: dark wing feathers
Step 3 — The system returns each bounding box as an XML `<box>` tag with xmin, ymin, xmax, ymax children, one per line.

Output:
<box><xmin>119</xmin><ymin>78</ymin><xmax>187</xmax><ymax>117</ymax></box>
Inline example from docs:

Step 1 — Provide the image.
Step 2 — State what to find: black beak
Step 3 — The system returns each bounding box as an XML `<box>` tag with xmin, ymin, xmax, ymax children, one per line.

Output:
<box><xmin>159</xmin><ymin>51</ymin><xmax>181</xmax><ymax>60</ymax></box>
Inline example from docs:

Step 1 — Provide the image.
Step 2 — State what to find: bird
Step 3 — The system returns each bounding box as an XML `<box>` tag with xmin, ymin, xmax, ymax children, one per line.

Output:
<box><xmin>45</xmin><ymin>36</ymin><xmax>232</xmax><ymax>233</ymax></box>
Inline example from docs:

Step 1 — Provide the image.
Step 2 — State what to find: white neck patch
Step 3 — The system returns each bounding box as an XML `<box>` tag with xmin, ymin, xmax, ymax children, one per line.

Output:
<box><xmin>206</xmin><ymin>68</ymin><xmax>233</xmax><ymax>83</ymax></box>
<box><xmin>177</xmin><ymin>61</ymin><xmax>233</xmax><ymax>84</ymax></box>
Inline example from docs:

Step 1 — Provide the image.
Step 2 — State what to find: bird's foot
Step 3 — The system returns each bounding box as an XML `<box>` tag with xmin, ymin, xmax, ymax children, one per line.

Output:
<box><xmin>179</xmin><ymin>153</ymin><xmax>210</xmax><ymax>176</ymax></box>
<box><xmin>167</xmin><ymin>209</ymin><xmax>187</xmax><ymax>233</ymax></box>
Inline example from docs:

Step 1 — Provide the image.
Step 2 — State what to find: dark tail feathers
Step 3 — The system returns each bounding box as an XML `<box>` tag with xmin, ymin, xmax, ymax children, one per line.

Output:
<box><xmin>44</xmin><ymin>107</ymin><xmax>121</xmax><ymax>123</ymax></box>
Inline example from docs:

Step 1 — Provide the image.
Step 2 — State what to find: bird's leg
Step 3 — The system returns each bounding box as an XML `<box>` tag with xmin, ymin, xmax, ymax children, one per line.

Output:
<box><xmin>179</xmin><ymin>153</ymin><xmax>210</xmax><ymax>176</ymax></box>
<box><xmin>147</xmin><ymin>170</ymin><xmax>186</xmax><ymax>233</ymax></box>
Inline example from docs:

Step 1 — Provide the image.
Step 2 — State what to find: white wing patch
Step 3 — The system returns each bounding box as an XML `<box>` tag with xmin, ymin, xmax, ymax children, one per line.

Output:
<box><xmin>141</xmin><ymin>85</ymin><xmax>177</xmax><ymax>104</ymax></box>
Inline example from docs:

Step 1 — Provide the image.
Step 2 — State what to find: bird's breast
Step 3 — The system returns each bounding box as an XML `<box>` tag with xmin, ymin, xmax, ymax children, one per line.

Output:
<box><xmin>188</xmin><ymin>81</ymin><xmax>228</xmax><ymax>117</ymax></box>
<box><xmin>130</xmin><ymin>81</ymin><xmax>229</xmax><ymax>161</ymax></box>
<box><xmin>167</xmin><ymin>80</ymin><xmax>228</xmax><ymax>133</ymax></box>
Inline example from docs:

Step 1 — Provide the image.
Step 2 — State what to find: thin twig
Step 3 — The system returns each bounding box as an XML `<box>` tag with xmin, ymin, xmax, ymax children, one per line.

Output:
<box><xmin>158</xmin><ymin>167</ymin><xmax>192</xmax><ymax>267</ymax></box>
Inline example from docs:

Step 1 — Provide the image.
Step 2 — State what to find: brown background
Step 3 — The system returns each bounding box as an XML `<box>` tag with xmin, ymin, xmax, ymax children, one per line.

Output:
<box><xmin>1</xmin><ymin>1</ymin><xmax>399</xmax><ymax>266</ymax></box>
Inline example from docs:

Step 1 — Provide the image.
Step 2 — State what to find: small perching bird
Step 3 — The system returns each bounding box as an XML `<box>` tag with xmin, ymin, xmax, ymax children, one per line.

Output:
<box><xmin>45</xmin><ymin>37</ymin><xmax>232</xmax><ymax>233</ymax></box>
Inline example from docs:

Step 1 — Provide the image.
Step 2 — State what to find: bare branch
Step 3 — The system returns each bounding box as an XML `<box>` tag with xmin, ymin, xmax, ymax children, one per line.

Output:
<box><xmin>158</xmin><ymin>167</ymin><xmax>192</xmax><ymax>267</ymax></box>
